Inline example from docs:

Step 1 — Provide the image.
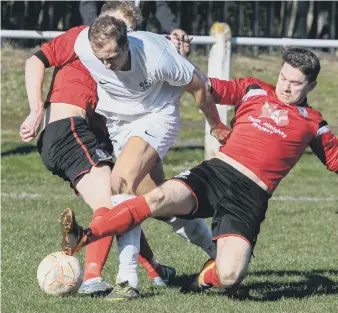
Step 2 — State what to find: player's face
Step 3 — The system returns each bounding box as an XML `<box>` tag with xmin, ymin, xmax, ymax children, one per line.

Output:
<box><xmin>93</xmin><ymin>41</ymin><xmax>130</xmax><ymax>71</ymax></box>
<box><xmin>275</xmin><ymin>62</ymin><xmax>316</xmax><ymax>105</ymax></box>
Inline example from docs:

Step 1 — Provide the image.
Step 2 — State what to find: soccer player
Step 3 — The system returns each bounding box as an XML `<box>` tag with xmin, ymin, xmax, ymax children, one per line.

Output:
<box><xmin>20</xmin><ymin>1</ymin><xmax>217</xmax><ymax>299</ymax></box>
<box><xmin>60</xmin><ymin>47</ymin><xmax>337</xmax><ymax>293</ymax></box>
<box><xmin>84</xmin><ymin>6</ymin><xmax>216</xmax><ymax>273</ymax></box>
<box><xmin>68</xmin><ymin>14</ymin><xmax>224</xmax><ymax>299</ymax></box>
<box><xmin>86</xmin><ymin>2</ymin><xmax>217</xmax><ymax>295</ymax></box>
<box><xmin>99</xmin><ymin>5</ymin><xmax>215</xmax><ymax>288</ymax></box>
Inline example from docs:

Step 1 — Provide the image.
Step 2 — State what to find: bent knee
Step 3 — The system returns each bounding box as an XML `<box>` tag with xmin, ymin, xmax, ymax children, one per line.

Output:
<box><xmin>145</xmin><ymin>185</ymin><xmax>169</xmax><ymax>213</ymax></box>
<box><xmin>216</xmin><ymin>267</ymin><xmax>245</xmax><ymax>288</ymax></box>
<box><xmin>149</xmin><ymin>185</ymin><xmax>166</xmax><ymax>204</ymax></box>
<box><xmin>111</xmin><ymin>175</ymin><xmax>135</xmax><ymax>195</ymax></box>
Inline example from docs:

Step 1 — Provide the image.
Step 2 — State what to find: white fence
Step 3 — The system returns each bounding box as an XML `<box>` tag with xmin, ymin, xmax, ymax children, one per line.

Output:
<box><xmin>2</xmin><ymin>29</ymin><xmax>338</xmax><ymax>158</ymax></box>
<box><xmin>3</xmin><ymin>29</ymin><xmax>338</xmax><ymax>47</ymax></box>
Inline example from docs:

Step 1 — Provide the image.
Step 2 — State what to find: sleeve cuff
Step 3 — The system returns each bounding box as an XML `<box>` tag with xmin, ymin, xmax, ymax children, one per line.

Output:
<box><xmin>34</xmin><ymin>50</ymin><xmax>50</xmax><ymax>68</ymax></box>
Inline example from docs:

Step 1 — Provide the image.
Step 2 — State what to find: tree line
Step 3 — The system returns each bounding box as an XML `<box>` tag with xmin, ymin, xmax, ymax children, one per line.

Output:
<box><xmin>1</xmin><ymin>1</ymin><xmax>336</xmax><ymax>41</ymax></box>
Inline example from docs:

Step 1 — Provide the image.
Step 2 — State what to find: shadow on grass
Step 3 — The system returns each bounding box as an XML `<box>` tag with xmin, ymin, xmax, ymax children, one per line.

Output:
<box><xmin>1</xmin><ymin>143</ymin><xmax>316</xmax><ymax>157</ymax></box>
<box><xmin>172</xmin><ymin>270</ymin><xmax>338</xmax><ymax>301</ymax></box>
<box><xmin>0</xmin><ymin>143</ymin><xmax>204</xmax><ymax>157</ymax></box>
<box><xmin>1</xmin><ymin>144</ymin><xmax>37</xmax><ymax>157</ymax></box>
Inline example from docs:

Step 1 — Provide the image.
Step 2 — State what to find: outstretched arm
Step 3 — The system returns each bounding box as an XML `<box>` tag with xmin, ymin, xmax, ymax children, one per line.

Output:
<box><xmin>185</xmin><ymin>70</ymin><xmax>231</xmax><ymax>144</ymax></box>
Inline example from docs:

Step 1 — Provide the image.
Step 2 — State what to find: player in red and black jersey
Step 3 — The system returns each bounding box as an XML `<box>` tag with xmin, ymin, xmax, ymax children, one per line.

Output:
<box><xmin>59</xmin><ymin>47</ymin><xmax>337</xmax><ymax>293</ymax></box>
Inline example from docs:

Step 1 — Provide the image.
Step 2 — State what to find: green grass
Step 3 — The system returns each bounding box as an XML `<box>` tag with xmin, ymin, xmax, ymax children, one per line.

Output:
<box><xmin>1</xmin><ymin>48</ymin><xmax>338</xmax><ymax>313</ymax></box>
<box><xmin>2</xmin><ymin>144</ymin><xmax>338</xmax><ymax>313</ymax></box>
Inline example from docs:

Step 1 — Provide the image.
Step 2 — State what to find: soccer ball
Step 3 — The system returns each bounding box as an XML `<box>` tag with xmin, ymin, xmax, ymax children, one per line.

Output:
<box><xmin>37</xmin><ymin>251</ymin><xmax>83</xmax><ymax>296</ymax></box>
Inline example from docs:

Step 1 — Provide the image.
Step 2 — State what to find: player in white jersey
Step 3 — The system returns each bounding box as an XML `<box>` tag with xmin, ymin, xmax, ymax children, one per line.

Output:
<box><xmin>97</xmin><ymin>6</ymin><xmax>218</xmax><ymax>298</ymax></box>
<box><xmin>71</xmin><ymin>15</ymin><xmax>229</xmax><ymax>300</ymax></box>
<box><xmin>73</xmin><ymin>16</ymin><xmax>208</xmax><ymax>194</ymax></box>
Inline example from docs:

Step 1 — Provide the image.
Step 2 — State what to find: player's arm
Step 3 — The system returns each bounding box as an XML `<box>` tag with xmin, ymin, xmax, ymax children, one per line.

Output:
<box><xmin>20</xmin><ymin>26</ymin><xmax>86</xmax><ymax>142</ymax></box>
<box><xmin>19</xmin><ymin>54</ymin><xmax>47</xmax><ymax>142</ymax></box>
<box><xmin>208</xmin><ymin>77</ymin><xmax>248</xmax><ymax>106</ymax></box>
<box><xmin>309</xmin><ymin>121</ymin><xmax>338</xmax><ymax>173</ymax></box>
<box><xmin>185</xmin><ymin>71</ymin><xmax>231</xmax><ymax>144</ymax></box>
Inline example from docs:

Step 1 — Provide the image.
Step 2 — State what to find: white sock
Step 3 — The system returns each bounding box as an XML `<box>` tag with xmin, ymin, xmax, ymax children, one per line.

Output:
<box><xmin>167</xmin><ymin>217</ymin><xmax>216</xmax><ymax>259</ymax></box>
<box><xmin>111</xmin><ymin>194</ymin><xmax>140</xmax><ymax>290</ymax></box>
<box><xmin>116</xmin><ymin>225</ymin><xmax>141</xmax><ymax>289</ymax></box>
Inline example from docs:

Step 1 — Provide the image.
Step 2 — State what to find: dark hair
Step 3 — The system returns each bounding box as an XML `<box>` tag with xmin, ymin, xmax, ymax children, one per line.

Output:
<box><xmin>100</xmin><ymin>1</ymin><xmax>142</xmax><ymax>27</ymax></box>
<box><xmin>88</xmin><ymin>15</ymin><xmax>128</xmax><ymax>50</ymax></box>
<box><xmin>282</xmin><ymin>47</ymin><xmax>321</xmax><ymax>83</ymax></box>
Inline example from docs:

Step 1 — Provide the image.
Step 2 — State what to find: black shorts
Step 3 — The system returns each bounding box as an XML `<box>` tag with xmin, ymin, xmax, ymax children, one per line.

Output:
<box><xmin>171</xmin><ymin>158</ymin><xmax>270</xmax><ymax>248</ymax></box>
<box><xmin>37</xmin><ymin>116</ymin><xmax>114</xmax><ymax>190</ymax></box>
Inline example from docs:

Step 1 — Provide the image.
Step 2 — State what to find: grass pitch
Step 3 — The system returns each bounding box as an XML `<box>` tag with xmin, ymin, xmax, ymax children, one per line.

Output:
<box><xmin>1</xmin><ymin>47</ymin><xmax>338</xmax><ymax>313</ymax></box>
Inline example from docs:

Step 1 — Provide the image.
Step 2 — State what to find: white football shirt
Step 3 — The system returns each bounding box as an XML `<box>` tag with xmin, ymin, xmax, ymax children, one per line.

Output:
<box><xmin>74</xmin><ymin>29</ymin><xmax>195</xmax><ymax>120</ymax></box>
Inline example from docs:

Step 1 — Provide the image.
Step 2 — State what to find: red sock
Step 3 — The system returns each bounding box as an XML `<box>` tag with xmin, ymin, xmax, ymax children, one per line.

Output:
<box><xmin>83</xmin><ymin>208</ymin><xmax>113</xmax><ymax>282</ymax></box>
<box><xmin>87</xmin><ymin>196</ymin><xmax>151</xmax><ymax>242</ymax></box>
<box><xmin>203</xmin><ymin>261</ymin><xmax>222</xmax><ymax>287</ymax></box>
<box><xmin>137</xmin><ymin>230</ymin><xmax>160</xmax><ymax>280</ymax></box>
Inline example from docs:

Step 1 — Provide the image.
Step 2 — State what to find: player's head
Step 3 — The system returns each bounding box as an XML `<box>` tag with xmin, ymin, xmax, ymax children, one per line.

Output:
<box><xmin>275</xmin><ymin>48</ymin><xmax>320</xmax><ymax>105</ymax></box>
<box><xmin>89</xmin><ymin>15</ymin><xmax>129</xmax><ymax>71</ymax></box>
<box><xmin>99</xmin><ymin>1</ymin><xmax>142</xmax><ymax>31</ymax></box>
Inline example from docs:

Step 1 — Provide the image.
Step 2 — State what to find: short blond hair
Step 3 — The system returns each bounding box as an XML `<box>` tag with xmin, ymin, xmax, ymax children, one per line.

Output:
<box><xmin>100</xmin><ymin>1</ymin><xmax>142</xmax><ymax>29</ymax></box>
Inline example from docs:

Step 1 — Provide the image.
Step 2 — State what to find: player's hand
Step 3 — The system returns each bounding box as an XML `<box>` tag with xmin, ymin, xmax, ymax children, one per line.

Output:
<box><xmin>19</xmin><ymin>110</ymin><xmax>43</xmax><ymax>142</ymax></box>
<box><xmin>210</xmin><ymin>123</ymin><xmax>231</xmax><ymax>145</ymax></box>
<box><xmin>165</xmin><ymin>29</ymin><xmax>193</xmax><ymax>57</ymax></box>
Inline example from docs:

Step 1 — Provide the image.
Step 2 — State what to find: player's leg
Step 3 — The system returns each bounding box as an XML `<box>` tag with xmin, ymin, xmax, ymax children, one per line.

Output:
<box><xmin>81</xmin><ymin>158</ymin><xmax>267</xmax><ymax>294</ymax></box>
<box><xmin>124</xmin><ymin>109</ymin><xmax>215</xmax><ymax>266</ymax></box>
<box><xmin>131</xmin><ymin>162</ymin><xmax>176</xmax><ymax>287</ymax></box>
<box><xmin>214</xmin><ymin>236</ymin><xmax>251</xmax><ymax>288</ymax></box>
<box><xmin>184</xmin><ymin>237</ymin><xmax>251</xmax><ymax>293</ymax></box>
<box><xmin>75</xmin><ymin>164</ymin><xmax>113</xmax><ymax>211</ymax></box>
<box><xmin>137</xmin><ymin>230</ymin><xmax>176</xmax><ymax>287</ymax></box>
<box><xmin>60</xmin><ymin>143</ymin><xmax>213</xmax><ymax>252</ymax></box>
<box><xmin>59</xmin><ymin>120</ymin><xmax>205</xmax><ymax>259</ymax></box>
<box><xmin>60</xmin><ymin>178</ymin><xmax>197</xmax><ymax>248</ymax></box>
<box><xmin>74</xmin><ymin>164</ymin><xmax>115</xmax><ymax>296</ymax></box>
<box><xmin>179</xmin><ymin>159</ymin><xmax>270</xmax><ymax>292</ymax></box>
<box><xmin>38</xmin><ymin>116</ymin><xmax>115</xmax><ymax>296</ymax></box>
<box><xmin>114</xmin><ymin>191</ymin><xmax>165</xmax><ymax>287</ymax></box>
<box><xmin>110</xmin><ymin>136</ymin><xmax>159</xmax><ymax>195</ymax></box>
<box><xmin>65</xmin><ymin>118</ymin><xmax>116</xmax><ymax>296</ymax></box>
<box><xmin>164</xmin><ymin>217</ymin><xmax>216</xmax><ymax>259</ymax></box>
<box><xmin>110</xmin><ymin>193</ymin><xmax>140</xmax><ymax>299</ymax></box>
<box><xmin>137</xmin><ymin>162</ymin><xmax>216</xmax><ymax>260</ymax></box>
<box><xmin>107</xmin><ymin>113</ymin><xmax>180</xmax><ymax>291</ymax></box>
<box><xmin>106</xmin><ymin>135</ymin><xmax>160</xmax><ymax>298</ymax></box>
<box><xmin>111</xmin><ymin>138</ymin><xmax>213</xmax><ymax>287</ymax></box>
<box><xmin>59</xmin><ymin>183</ymin><xmax>197</xmax><ymax>297</ymax></box>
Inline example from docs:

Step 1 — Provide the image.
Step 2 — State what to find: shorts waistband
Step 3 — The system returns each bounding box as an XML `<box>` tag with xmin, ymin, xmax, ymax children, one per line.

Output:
<box><xmin>210</xmin><ymin>157</ymin><xmax>272</xmax><ymax>199</ymax></box>
<box><xmin>215</xmin><ymin>152</ymin><xmax>271</xmax><ymax>195</ymax></box>
<box><xmin>45</xmin><ymin>116</ymin><xmax>86</xmax><ymax>127</ymax></box>
<box><xmin>38</xmin><ymin>116</ymin><xmax>87</xmax><ymax>142</ymax></box>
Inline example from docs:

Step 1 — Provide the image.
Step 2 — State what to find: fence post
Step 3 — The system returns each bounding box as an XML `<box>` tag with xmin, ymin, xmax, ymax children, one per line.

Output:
<box><xmin>204</xmin><ymin>22</ymin><xmax>232</xmax><ymax>160</ymax></box>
